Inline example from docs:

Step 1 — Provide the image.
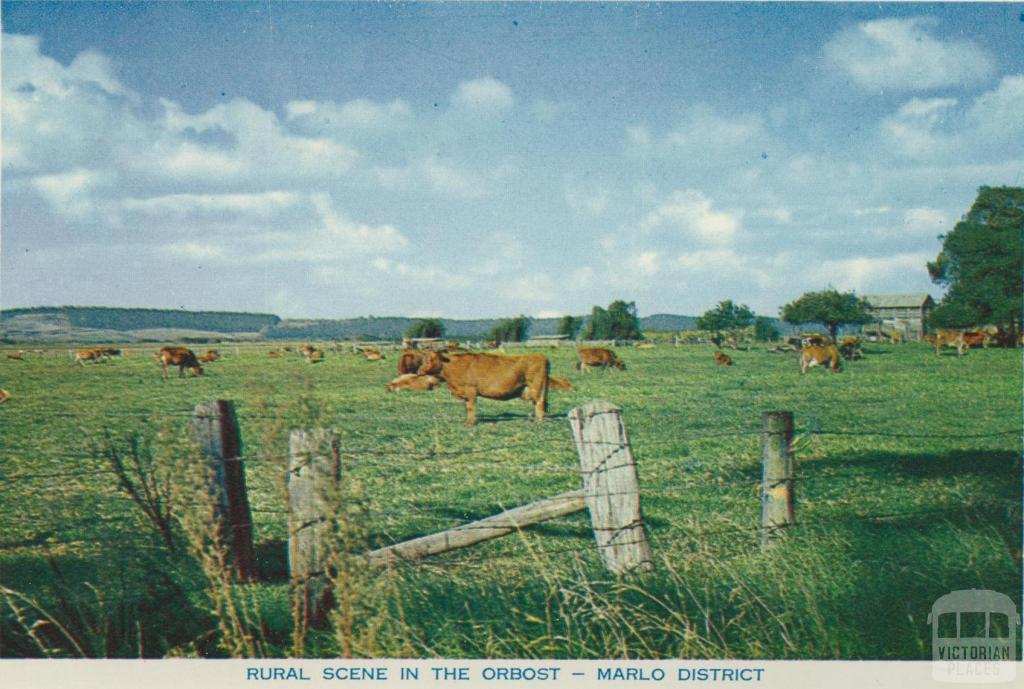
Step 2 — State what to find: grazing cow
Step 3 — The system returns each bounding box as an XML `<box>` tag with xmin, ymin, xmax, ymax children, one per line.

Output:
<box><xmin>575</xmin><ymin>348</ymin><xmax>626</xmax><ymax>372</ymax></box>
<box><xmin>398</xmin><ymin>349</ymin><xmax>424</xmax><ymax>375</ymax></box>
<box><xmin>386</xmin><ymin>373</ymin><xmax>441</xmax><ymax>392</ymax></box>
<box><xmin>714</xmin><ymin>350</ymin><xmax>734</xmax><ymax>366</ymax></box>
<box><xmin>962</xmin><ymin>331</ymin><xmax>991</xmax><ymax>349</ymax></box>
<box><xmin>0</xmin><ymin>388</ymin><xmax>10</xmax><ymax>404</ymax></box>
<box><xmin>304</xmin><ymin>348</ymin><xmax>325</xmax><ymax>364</ymax></box>
<box><xmin>418</xmin><ymin>350</ymin><xmax>550</xmax><ymax>425</ymax></box>
<box><xmin>838</xmin><ymin>336</ymin><xmax>863</xmax><ymax>361</ymax></box>
<box><xmin>924</xmin><ymin>331</ymin><xmax>966</xmax><ymax>357</ymax></box>
<box><xmin>197</xmin><ymin>350</ymin><xmax>220</xmax><ymax>364</ymax></box>
<box><xmin>156</xmin><ymin>346</ymin><xmax>203</xmax><ymax>379</ymax></box>
<box><xmin>799</xmin><ymin>344</ymin><xmax>841</xmax><ymax>374</ymax></box>
<box><xmin>362</xmin><ymin>349</ymin><xmax>385</xmax><ymax>361</ymax></box>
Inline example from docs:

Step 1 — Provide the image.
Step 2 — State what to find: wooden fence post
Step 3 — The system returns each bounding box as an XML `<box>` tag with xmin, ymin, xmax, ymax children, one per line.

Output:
<box><xmin>191</xmin><ymin>400</ymin><xmax>258</xmax><ymax>581</ymax></box>
<box><xmin>568</xmin><ymin>401</ymin><xmax>654</xmax><ymax>574</ymax></box>
<box><xmin>761</xmin><ymin>411</ymin><xmax>795</xmax><ymax>548</ymax></box>
<box><xmin>288</xmin><ymin>429</ymin><xmax>340</xmax><ymax>627</ymax></box>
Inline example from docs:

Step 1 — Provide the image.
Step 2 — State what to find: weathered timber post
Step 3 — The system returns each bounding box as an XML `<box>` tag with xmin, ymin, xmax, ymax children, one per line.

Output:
<box><xmin>760</xmin><ymin>411</ymin><xmax>795</xmax><ymax>548</ymax></box>
<box><xmin>568</xmin><ymin>401</ymin><xmax>654</xmax><ymax>574</ymax></box>
<box><xmin>192</xmin><ymin>400</ymin><xmax>258</xmax><ymax>581</ymax></box>
<box><xmin>288</xmin><ymin>429</ymin><xmax>340</xmax><ymax>627</ymax></box>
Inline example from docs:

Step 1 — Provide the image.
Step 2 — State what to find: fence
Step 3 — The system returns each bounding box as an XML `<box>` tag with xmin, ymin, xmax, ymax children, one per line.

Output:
<box><xmin>1</xmin><ymin>396</ymin><xmax>1019</xmax><ymax>631</ymax></box>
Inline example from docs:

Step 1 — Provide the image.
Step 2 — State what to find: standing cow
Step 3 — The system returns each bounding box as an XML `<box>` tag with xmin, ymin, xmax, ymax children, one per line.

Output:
<box><xmin>155</xmin><ymin>347</ymin><xmax>203</xmax><ymax>379</ymax></box>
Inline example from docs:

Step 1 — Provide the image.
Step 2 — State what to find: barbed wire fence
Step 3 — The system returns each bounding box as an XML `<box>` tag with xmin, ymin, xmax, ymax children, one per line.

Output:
<box><xmin>0</xmin><ymin>396</ymin><xmax>1019</xmax><ymax>620</ymax></box>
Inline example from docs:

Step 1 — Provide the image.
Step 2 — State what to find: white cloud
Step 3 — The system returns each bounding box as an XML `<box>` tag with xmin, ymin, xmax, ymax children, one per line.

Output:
<box><xmin>640</xmin><ymin>190</ymin><xmax>741</xmax><ymax>247</ymax></box>
<box><xmin>285</xmin><ymin>97</ymin><xmax>412</xmax><ymax>130</ymax></box>
<box><xmin>966</xmin><ymin>74</ymin><xmax>1024</xmax><ymax>141</ymax></box>
<box><xmin>902</xmin><ymin>207</ymin><xmax>948</xmax><ymax>235</ymax></box>
<box><xmin>374</xmin><ymin>156</ymin><xmax>484</xmax><ymax>198</ymax></box>
<box><xmin>30</xmin><ymin>168</ymin><xmax>113</xmax><ymax>220</ymax></box>
<box><xmin>880</xmin><ymin>97</ymin><xmax>958</xmax><ymax>158</ymax></box>
<box><xmin>810</xmin><ymin>252</ymin><xmax>934</xmax><ymax>292</ymax></box>
<box><xmin>120</xmin><ymin>191</ymin><xmax>302</xmax><ymax>218</ymax></box>
<box><xmin>825</xmin><ymin>17</ymin><xmax>993</xmax><ymax>91</ymax></box>
<box><xmin>451</xmin><ymin>77</ymin><xmax>514</xmax><ymax>113</ymax></box>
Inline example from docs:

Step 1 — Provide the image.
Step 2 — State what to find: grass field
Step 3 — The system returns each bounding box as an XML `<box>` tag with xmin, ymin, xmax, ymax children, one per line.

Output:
<box><xmin>0</xmin><ymin>342</ymin><xmax>1020</xmax><ymax>659</ymax></box>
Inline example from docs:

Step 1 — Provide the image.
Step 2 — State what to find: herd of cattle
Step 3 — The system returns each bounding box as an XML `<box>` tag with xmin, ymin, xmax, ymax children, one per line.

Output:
<box><xmin>0</xmin><ymin>328</ymin><xmax>1016</xmax><ymax>420</ymax></box>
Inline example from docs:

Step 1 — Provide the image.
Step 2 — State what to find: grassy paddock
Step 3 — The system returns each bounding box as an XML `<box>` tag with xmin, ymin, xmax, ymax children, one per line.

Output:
<box><xmin>0</xmin><ymin>342</ymin><xmax>1020</xmax><ymax>658</ymax></box>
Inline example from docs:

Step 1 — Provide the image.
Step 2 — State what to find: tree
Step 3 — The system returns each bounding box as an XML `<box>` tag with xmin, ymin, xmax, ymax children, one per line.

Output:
<box><xmin>556</xmin><ymin>315</ymin><xmax>583</xmax><ymax>340</ymax></box>
<box><xmin>927</xmin><ymin>186</ymin><xmax>1023</xmax><ymax>344</ymax></box>
<box><xmin>780</xmin><ymin>289</ymin><xmax>873</xmax><ymax>343</ymax></box>
<box><xmin>489</xmin><ymin>315</ymin><xmax>531</xmax><ymax>343</ymax></box>
<box><xmin>695</xmin><ymin>300</ymin><xmax>755</xmax><ymax>345</ymax></box>
<box><xmin>404</xmin><ymin>318</ymin><xmax>445</xmax><ymax>339</ymax></box>
<box><xmin>753</xmin><ymin>316</ymin><xmax>780</xmax><ymax>342</ymax></box>
<box><xmin>583</xmin><ymin>300</ymin><xmax>642</xmax><ymax>340</ymax></box>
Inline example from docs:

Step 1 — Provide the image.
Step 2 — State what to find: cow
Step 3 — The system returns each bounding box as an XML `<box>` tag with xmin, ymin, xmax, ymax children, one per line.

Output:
<box><xmin>0</xmin><ymin>388</ymin><xmax>10</xmax><ymax>404</ymax></box>
<box><xmin>962</xmin><ymin>331</ymin><xmax>991</xmax><ymax>349</ymax></box>
<box><xmin>304</xmin><ymin>348</ymin><xmax>325</xmax><ymax>364</ymax></box>
<box><xmin>386</xmin><ymin>373</ymin><xmax>442</xmax><ymax>392</ymax></box>
<box><xmin>299</xmin><ymin>344</ymin><xmax>315</xmax><ymax>358</ymax></box>
<box><xmin>156</xmin><ymin>346</ymin><xmax>203</xmax><ymax>379</ymax></box>
<box><xmin>838</xmin><ymin>336</ymin><xmax>863</xmax><ymax>361</ymax></box>
<box><xmin>197</xmin><ymin>350</ymin><xmax>220</xmax><ymax>364</ymax></box>
<box><xmin>398</xmin><ymin>349</ymin><xmax>424</xmax><ymax>375</ymax></box>
<box><xmin>799</xmin><ymin>344</ymin><xmax>841</xmax><ymax>374</ymax></box>
<box><xmin>75</xmin><ymin>348</ymin><xmax>106</xmax><ymax>365</ymax></box>
<box><xmin>418</xmin><ymin>350</ymin><xmax>550</xmax><ymax>425</ymax></box>
<box><xmin>800</xmin><ymin>334</ymin><xmax>829</xmax><ymax>347</ymax></box>
<box><xmin>575</xmin><ymin>348</ymin><xmax>625</xmax><ymax>372</ymax></box>
<box><xmin>362</xmin><ymin>349</ymin><xmax>385</xmax><ymax>361</ymax></box>
<box><xmin>5</xmin><ymin>351</ymin><xmax>26</xmax><ymax>361</ymax></box>
<box><xmin>634</xmin><ymin>342</ymin><xmax>656</xmax><ymax>350</ymax></box>
<box><xmin>923</xmin><ymin>331</ymin><xmax>966</xmax><ymax>357</ymax></box>
<box><xmin>714</xmin><ymin>350</ymin><xmax>734</xmax><ymax>366</ymax></box>
<box><xmin>268</xmin><ymin>349</ymin><xmax>283</xmax><ymax>358</ymax></box>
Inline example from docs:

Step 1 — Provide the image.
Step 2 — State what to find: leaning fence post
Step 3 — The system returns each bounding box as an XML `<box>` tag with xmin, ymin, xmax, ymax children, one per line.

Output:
<box><xmin>568</xmin><ymin>401</ymin><xmax>654</xmax><ymax>574</ymax></box>
<box><xmin>191</xmin><ymin>400</ymin><xmax>258</xmax><ymax>581</ymax></box>
<box><xmin>288</xmin><ymin>429</ymin><xmax>340</xmax><ymax>627</ymax></box>
<box><xmin>760</xmin><ymin>411</ymin><xmax>795</xmax><ymax>548</ymax></box>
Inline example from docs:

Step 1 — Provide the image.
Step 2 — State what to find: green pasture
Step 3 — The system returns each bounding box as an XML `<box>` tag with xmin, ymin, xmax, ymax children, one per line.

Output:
<box><xmin>0</xmin><ymin>342</ymin><xmax>1020</xmax><ymax>658</ymax></box>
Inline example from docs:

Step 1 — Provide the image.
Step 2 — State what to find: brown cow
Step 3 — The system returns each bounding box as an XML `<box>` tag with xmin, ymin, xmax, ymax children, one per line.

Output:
<box><xmin>418</xmin><ymin>350</ymin><xmax>550</xmax><ymax>424</ymax></box>
<box><xmin>962</xmin><ymin>331</ymin><xmax>991</xmax><ymax>349</ymax></box>
<box><xmin>838</xmin><ymin>336</ymin><xmax>863</xmax><ymax>361</ymax></box>
<box><xmin>5</xmin><ymin>351</ymin><xmax>26</xmax><ymax>361</ymax></box>
<box><xmin>800</xmin><ymin>344</ymin><xmax>841</xmax><ymax>374</ymax></box>
<box><xmin>156</xmin><ymin>346</ymin><xmax>203</xmax><ymax>379</ymax></box>
<box><xmin>924</xmin><ymin>331</ymin><xmax>966</xmax><ymax>357</ymax></box>
<box><xmin>75</xmin><ymin>348</ymin><xmax>106</xmax><ymax>365</ymax></box>
<box><xmin>386</xmin><ymin>373</ymin><xmax>441</xmax><ymax>392</ymax></box>
<box><xmin>575</xmin><ymin>348</ymin><xmax>625</xmax><ymax>372</ymax></box>
<box><xmin>362</xmin><ymin>349</ymin><xmax>385</xmax><ymax>361</ymax></box>
<box><xmin>304</xmin><ymin>348</ymin><xmax>325</xmax><ymax>364</ymax></box>
<box><xmin>714</xmin><ymin>350</ymin><xmax>734</xmax><ymax>366</ymax></box>
<box><xmin>197</xmin><ymin>350</ymin><xmax>220</xmax><ymax>364</ymax></box>
<box><xmin>398</xmin><ymin>349</ymin><xmax>424</xmax><ymax>375</ymax></box>
<box><xmin>0</xmin><ymin>388</ymin><xmax>10</xmax><ymax>404</ymax></box>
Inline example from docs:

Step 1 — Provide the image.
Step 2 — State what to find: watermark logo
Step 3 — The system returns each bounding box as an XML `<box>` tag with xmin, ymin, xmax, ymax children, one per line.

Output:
<box><xmin>928</xmin><ymin>589</ymin><xmax>1020</xmax><ymax>683</ymax></box>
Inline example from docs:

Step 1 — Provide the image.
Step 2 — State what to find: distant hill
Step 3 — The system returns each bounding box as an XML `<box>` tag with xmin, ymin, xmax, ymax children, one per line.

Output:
<box><xmin>0</xmin><ymin>305</ymin><xmax>803</xmax><ymax>344</ymax></box>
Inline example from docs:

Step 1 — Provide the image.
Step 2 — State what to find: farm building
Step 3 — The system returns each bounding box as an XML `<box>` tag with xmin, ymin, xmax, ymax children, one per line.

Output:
<box><xmin>862</xmin><ymin>293</ymin><xmax>935</xmax><ymax>341</ymax></box>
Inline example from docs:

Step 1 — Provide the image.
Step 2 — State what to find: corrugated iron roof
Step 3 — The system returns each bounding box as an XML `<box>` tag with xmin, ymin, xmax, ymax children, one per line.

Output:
<box><xmin>862</xmin><ymin>293</ymin><xmax>935</xmax><ymax>308</ymax></box>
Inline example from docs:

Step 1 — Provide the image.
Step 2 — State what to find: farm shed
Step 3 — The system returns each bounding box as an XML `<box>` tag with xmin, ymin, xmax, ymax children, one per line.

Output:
<box><xmin>862</xmin><ymin>293</ymin><xmax>935</xmax><ymax>341</ymax></box>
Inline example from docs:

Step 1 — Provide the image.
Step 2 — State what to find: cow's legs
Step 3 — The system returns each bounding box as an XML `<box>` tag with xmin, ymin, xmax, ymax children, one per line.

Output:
<box><xmin>464</xmin><ymin>386</ymin><xmax>478</xmax><ymax>425</ymax></box>
<box><xmin>179</xmin><ymin>364</ymin><xmax>186</xmax><ymax>378</ymax></box>
<box><xmin>534</xmin><ymin>377</ymin><xmax>548</xmax><ymax>422</ymax></box>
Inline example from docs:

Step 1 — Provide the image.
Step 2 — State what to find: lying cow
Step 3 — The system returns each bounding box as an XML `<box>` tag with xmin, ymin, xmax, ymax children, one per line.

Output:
<box><xmin>362</xmin><ymin>349</ymin><xmax>385</xmax><ymax>361</ymax></box>
<box><xmin>575</xmin><ymin>348</ymin><xmax>625</xmax><ymax>372</ymax></box>
<box><xmin>714</xmin><ymin>350</ymin><xmax>734</xmax><ymax>366</ymax></box>
<box><xmin>386</xmin><ymin>373</ymin><xmax>441</xmax><ymax>392</ymax></box>
<box><xmin>799</xmin><ymin>344</ymin><xmax>841</xmax><ymax>374</ymax></box>
<box><xmin>197</xmin><ymin>350</ymin><xmax>220</xmax><ymax>364</ymax></box>
<box><xmin>156</xmin><ymin>346</ymin><xmax>203</xmax><ymax>379</ymax></box>
<box><xmin>924</xmin><ymin>331</ymin><xmax>966</xmax><ymax>357</ymax></box>
<box><xmin>0</xmin><ymin>388</ymin><xmax>10</xmax><ymax>404</ymax></box>
<box><xmin>418</xmin><ymin>350</ymin><xmax>550</xmax><ymax>425</ymax></box>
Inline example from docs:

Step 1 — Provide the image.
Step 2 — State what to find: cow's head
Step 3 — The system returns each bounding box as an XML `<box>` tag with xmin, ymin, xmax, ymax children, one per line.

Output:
<box><xmin>417</xmin><ymin>350</ymin><xmax>446</xmax><ymax>375</ymax></box>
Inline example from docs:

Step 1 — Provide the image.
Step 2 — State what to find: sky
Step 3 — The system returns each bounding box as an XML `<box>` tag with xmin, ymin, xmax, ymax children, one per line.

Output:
<box><xmin>1</xmin><ymin>2</ymin><xmax>1022</xmax><ymax>320</ymax></box>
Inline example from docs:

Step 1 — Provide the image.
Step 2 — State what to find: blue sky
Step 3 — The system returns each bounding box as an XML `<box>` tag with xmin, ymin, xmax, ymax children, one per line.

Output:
<box><xmin>2</xmin><ymin>2</ymin><xmax>1022</xmax><ymax>319</ymax></box>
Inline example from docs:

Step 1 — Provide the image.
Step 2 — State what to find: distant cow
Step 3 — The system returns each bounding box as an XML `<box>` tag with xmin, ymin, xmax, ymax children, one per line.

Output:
<box><xmin>575</xmin><ymin>348</ymin><xmax>625</xmax><ymax>372</ymax></box>
<box><xmin>386</xmin><ymin>373</ymin><xmax>441</xmax><ymax>392</ymax></box>
<box><xmin>418</xmin><ymin>350</ymin><xmax>550</xmax><ymax>425</ymax></box>
<box><xmin>362</xmin><ymin>349</ymin><xmax>385</xmax><ymax>361</ymax></box>
<box><xmin>962</xmin><ymin>331</ymin><xmax>991</xmax><ymax>349</ymax></box>
<box><xmin>268</xmin><ymin>349</ymin><xmax>283</xmax><ymax>358</ymax></box>
<box><xmin>304</xmin><ymin>348</ymin><xmax>325</xmax><ymax>364</ymax></box>
<box><xmin>398</xmin><ymin>349</ymin><xmax>424</xmax><ymax>375</ymax></box>
<box><xmin>838</xmin><ymin>336</ymin><xmax>863</xmax><ymax>361</ymax></box>
<box><xmin>714</xmin><ymin>351</ymin><xmax>734</xmax><ymax>366</ymax></box>
<box><xmin>634</xmin><ymin>342</ymin><xmax>656</xmax><ymax>350</ymax></box>
<box><xmin>800</xmin><ymin>344</ymin><xmax>841</xmax><ymax>374</ymax></box>
<box><xmin>0</xmin><ymin>388</ymin><xmax>10</xmax><ymax>404</ymax></box>
<box><xmin>197</xmin><ymin>350</ymin><xmax>220</xmax><ymax>364</ymax></box>
<box><xmin>74</xmin><ymin>348</ymin><xmax>111</xmax><ymax>365</ymax></box>
<box><xmin>156</xmin><ymin>346</ymin><xmax>203</xmax><ymax>379</ymax></box>
<box><xmin>924</xmin><ymin>331</ymin><xmax>966</xmax><ymax>357</ymax></box>
<box><xmin>5</xmin><ymin>351</ymin><xmax>26</xmax><ymax>361</ymax></box>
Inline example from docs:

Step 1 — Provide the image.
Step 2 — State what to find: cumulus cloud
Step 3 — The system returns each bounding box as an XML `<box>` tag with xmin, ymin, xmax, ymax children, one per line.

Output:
<box><xmin>451</xmin><ymin>76</ymin><xmax>514</xmax><ymax>113</ymax></box>
<box><xmin>966</xmin><ymin>74</ymin><xmax>1024</xmax><ymax>141</ymax></box>
<box><xmin>640</xmin><ymin>190</ymin><xmax>742</xmax><ymax>247</ymax></box>
<box><xmin>825</xmin><ymin>17</ymin><xmax>993</xmax><ymax>91</ymax></box>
